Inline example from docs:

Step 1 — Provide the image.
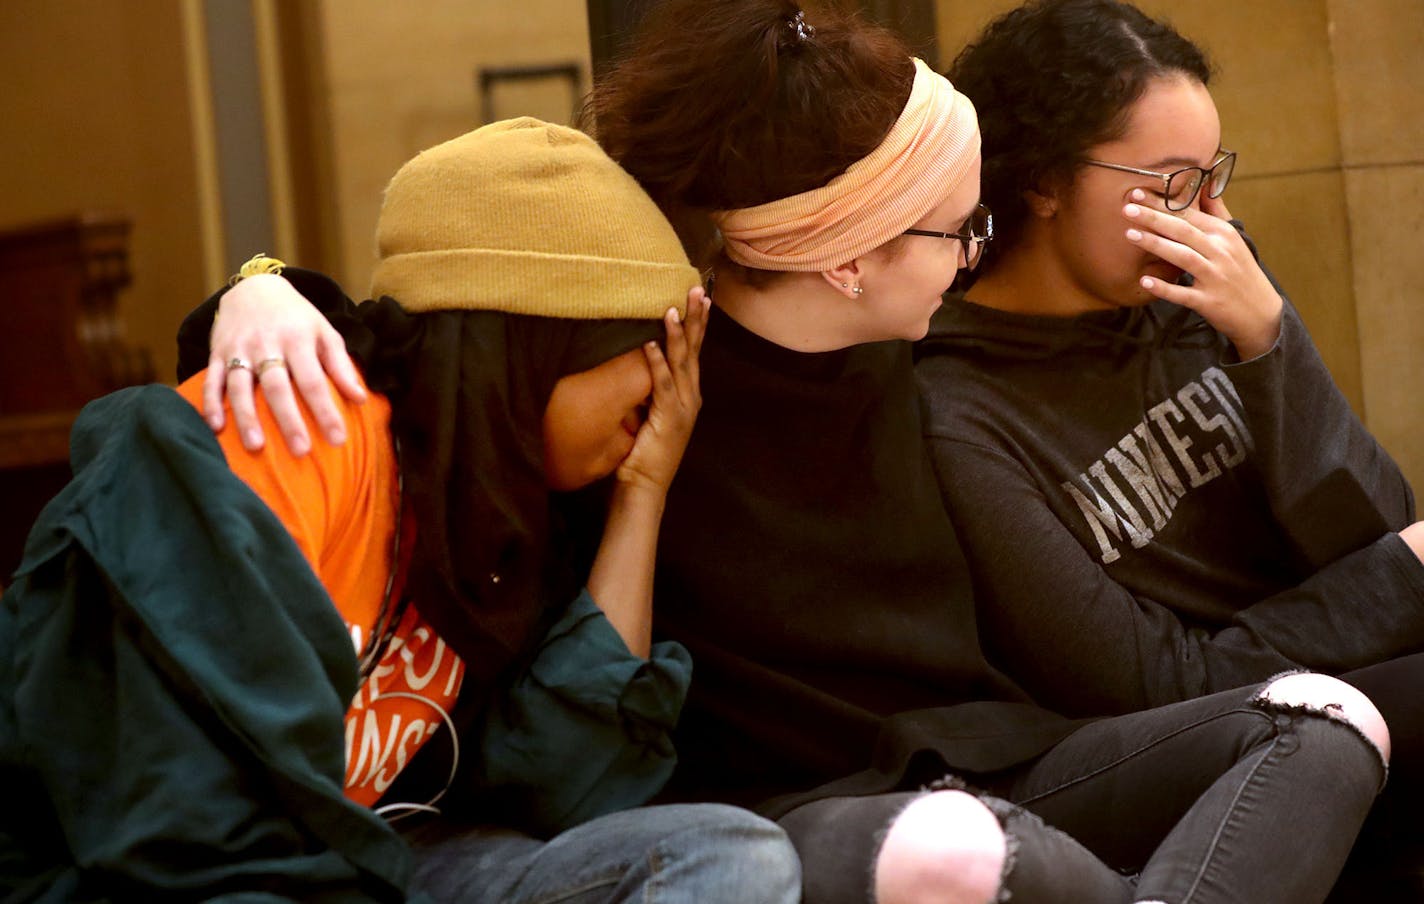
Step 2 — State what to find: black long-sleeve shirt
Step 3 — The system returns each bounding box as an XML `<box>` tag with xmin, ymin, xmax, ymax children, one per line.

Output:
<box><xmin>656</xmin><ymin>307</ymin><xmax>1079</xmax><ymax>806</ymax></box>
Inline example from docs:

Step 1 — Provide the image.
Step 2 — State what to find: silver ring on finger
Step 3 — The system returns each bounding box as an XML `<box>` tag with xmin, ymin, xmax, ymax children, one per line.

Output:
<box><xmin>255</xmin><ymin>356</ymin><xmax>288</xmax><ymax>378</ymax></box>
<box><xmin>227</xmin><ymin>357</ymin><xmax>251</xmax><ymax>374</ymax></box>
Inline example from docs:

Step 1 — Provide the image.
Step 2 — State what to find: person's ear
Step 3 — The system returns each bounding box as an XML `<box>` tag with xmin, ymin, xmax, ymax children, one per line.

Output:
<box><xmin>822</xmin><ymin>260</ymin><xmax>865</xmax><ymax>298</ymax></box>
<box><xmin>1024</xmin><ymin>187</ymin><xmax>1058</xmax><ymax>218</ymax></box>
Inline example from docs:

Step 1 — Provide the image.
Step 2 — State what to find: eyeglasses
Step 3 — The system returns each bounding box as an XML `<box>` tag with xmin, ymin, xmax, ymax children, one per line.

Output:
<box><xmin>903</xmin><ymin>203</ymin><xmax>994</xmax><ymax>271</ymax></box>
<box><xmin>1082</xmin><ymin>149</ymin><xmax>1236</xmax><ymax>211</ymax></box>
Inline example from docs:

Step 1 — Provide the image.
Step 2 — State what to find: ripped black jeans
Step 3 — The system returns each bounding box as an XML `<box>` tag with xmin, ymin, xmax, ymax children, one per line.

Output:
<box><xmin>779</xmin><ymin>680</ymin><xmax>1386</xmax><ymax>904</ymax></box>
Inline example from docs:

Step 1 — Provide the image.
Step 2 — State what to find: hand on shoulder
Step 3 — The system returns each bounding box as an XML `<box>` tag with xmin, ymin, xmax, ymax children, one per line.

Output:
<box><xmin>205</xmin><ymin>272</ymin><xmax>366</xmax><ymax>456</ymax></box>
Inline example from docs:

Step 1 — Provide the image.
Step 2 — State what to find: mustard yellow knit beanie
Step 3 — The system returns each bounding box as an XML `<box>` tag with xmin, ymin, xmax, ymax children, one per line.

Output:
<box><xmin>371</xmin><ymin>117</ymin><xmax>699</xmax><ymax>318</ymax></box>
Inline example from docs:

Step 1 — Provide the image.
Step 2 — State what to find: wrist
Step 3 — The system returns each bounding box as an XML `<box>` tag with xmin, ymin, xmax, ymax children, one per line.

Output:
<box><xmin>608</xmin><ymin>479</ymin><xmax>668</xmax><ymax>514</ymax></box>
<box><xmin>1232</xmin><ymin>336</ymin><xmax>1271</xmax><ymax>362</ymax></box>
<box><xmin>1232</xmin><ymin>317</ymin><xmax>1282</xmax><ymax>362</ymax></box>
<box><xmin>218</xmin><ymin>271</ymin><xmax>287</xmax><ymax>315</ymax></box>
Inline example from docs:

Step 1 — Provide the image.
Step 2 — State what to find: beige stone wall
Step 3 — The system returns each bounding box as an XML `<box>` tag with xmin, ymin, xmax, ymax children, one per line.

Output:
<box><xmin>0</xmin><ymin>0</ymin><xmax>206</xmax><ymax>384</ymax></box>
<box><xmin>313</xmin><ymin>0</ymin><xmax>593</xmax><ymax>296</ymax></box>
<box><xmin>1330</xmin><ymin>0</ymin><xmax>1424</xmax><ymax>495</ymax></box>
<box><xmin>937</xmin><ymin>0</ymin><xmax>1424</xmax><ymax>488</ymax></box>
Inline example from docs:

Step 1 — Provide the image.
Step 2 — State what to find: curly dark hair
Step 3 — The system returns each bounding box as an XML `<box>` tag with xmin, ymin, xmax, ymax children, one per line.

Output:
<box><xmin>948</xmin><ymin>0</ymin><xmax>1211</xmax><ymax>273</ymax></box>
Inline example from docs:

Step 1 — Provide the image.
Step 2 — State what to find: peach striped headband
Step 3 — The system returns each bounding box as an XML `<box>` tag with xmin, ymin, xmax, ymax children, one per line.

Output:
<box><xmin>712</xmin><ymin>58</ymin><xmax>979</xmax><ymax>272</ymax></box>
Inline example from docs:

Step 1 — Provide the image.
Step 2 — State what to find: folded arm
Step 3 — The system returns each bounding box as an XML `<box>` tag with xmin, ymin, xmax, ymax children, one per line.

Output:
<box><xmin>931</xmin><ymin>434</ymin><xmax>1424</xmax><ymax>717</ymax></box>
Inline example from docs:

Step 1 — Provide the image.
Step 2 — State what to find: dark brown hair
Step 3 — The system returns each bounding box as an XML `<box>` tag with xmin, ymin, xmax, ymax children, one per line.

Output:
<box><xmin>579</xmin><ymin>0</ymin><xmax>915</xmax><ymax>278</ymax></box>
<box><xmin>949</xmin><ymin>0</ymin><xmax>1212</xmax><ymax>273</ymax></box>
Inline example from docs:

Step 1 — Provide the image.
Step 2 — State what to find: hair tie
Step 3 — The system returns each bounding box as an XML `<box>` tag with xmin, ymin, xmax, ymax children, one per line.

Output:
<box><xmin>228</xmin><ymin>252</ymin><xmax>285</xmax><ymax>287</ymax></box>
<box><xmin>788</xmin><ymin>10</ymin><xmax>815</xmax><ymax>43</ymax></box>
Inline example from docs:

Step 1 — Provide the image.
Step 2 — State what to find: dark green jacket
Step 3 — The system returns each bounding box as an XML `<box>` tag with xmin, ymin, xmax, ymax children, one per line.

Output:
<box><xmin>0</xmin><ymin>386</ymin><xmax>413</xmax><ymax>903</ymax></box>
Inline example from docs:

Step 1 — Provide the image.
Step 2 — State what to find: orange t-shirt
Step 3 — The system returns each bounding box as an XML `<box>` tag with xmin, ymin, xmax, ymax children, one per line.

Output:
<box><xmin>175</xmin><ymin>373</ymin><xmax>464</xmax><ymax>806</ymax></box>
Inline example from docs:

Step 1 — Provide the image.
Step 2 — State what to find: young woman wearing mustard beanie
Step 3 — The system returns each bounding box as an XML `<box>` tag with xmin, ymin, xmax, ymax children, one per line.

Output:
<box><xmin>0</xmin><ymin>118</ymin><xmax>800</xmax><ymax>904</ymax></box>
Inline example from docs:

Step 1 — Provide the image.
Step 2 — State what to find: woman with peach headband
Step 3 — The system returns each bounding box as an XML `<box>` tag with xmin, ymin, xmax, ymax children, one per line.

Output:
<box><xmin>185</xmin><ymin>1</ymin><xmax>1382</xmax><ymax>901</ymax></box>
<box><xmin>712</xmin><ymin>58</ymin><xmax>980</xmax><ymax>273</ymax></box>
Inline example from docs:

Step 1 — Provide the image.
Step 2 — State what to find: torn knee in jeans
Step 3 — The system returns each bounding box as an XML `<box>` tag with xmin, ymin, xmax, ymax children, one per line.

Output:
<box><xmin>922</xmin><ymin>777</ymin><xmax>1019</xmax><ymax>904</ymax></box>
<box><xmin>1251</xmin><ymin>671</ymin><xmax>1391</xmax><ymax>784</ymax></box>
<box><xmin>920</xmin><ymin>778</ymin><xmax>1139</xmax><ymax>904</ymax></box>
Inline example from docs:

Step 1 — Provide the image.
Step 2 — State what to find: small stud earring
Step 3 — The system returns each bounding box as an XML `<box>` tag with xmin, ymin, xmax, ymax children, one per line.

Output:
<box><xmin>841</xmin><ymin>282</ymin><xmax>849</xmax><ymax>288</ymax></box>
<box><xmin>852</xmin><ymin>285</ymin><xmax>864</xmax><ymax>296</ymax></box>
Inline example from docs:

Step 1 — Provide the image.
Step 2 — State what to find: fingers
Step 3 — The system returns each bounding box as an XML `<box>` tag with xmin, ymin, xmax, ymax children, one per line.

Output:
<box><xmin>256</xmin><ymin>360</ymin><xmax>312</xmax><ymax>457</ymax></box>
<box><xmin>643</xmin><ymin>340</ymin><xmax>676</xmax><ymax>412</ymax></box>
<box><xmin>226</xmin><ymin>364</ymin><xmax>265</xmax><ymax>451</ymax></box>
<box><xmin>617</xmin><ymin>301</ymin><xmax>706</xmax><ymax>493</ymax></box>
<box><xmin>1124</xmin><ymin>199</ymin><xmax>1211</xmax><ymax>305</ymax></box>
<box><xmin>661</xmin><ymin>304</ymin><xmax>702</xmax><ymax>411</ymax></box>
<box><xmin>1125</xmin><ymin>189</ymin><xmax>1233</xmax><ymax>243</ymax></box>
<box><xmin>1137</xmin><ymin>273</ymin><xmax>1196</xmax><ymax>306</ymax></box>
<box><xmin>203</xmin><ymin>350</ymin><xmax>336</xmax><ymax>456</ymax></box>
<box><xmin>288</xmin><ymin>333</ymin><xmax>354</xmax><ymax>447</ymax></box>
<box><xmin>1124</xmin><ymin>204</ymin><xmax>1208</xmax><ymax>274</ymax></box>
<box><xmin>640</xmin><ymin>296</ymin><xmax>707</xmax><ymax>439</ymax></box>
<box><xmin>1124</xmin><ymin>195</ymin><xmax>1204</xmax><ymax>240</ymax></box>
<box><xmin>684</xmin><ymin>288</ymin><xmax>710</xmax><ymax>396</ymax></box>
<box><xmin>682</xmin><ymin>286</ymin><xmax>710</xmax><ymax>358</ymax></box>
<box><xmin>319</xmin><ymin>327</ymin><xmax>368</xmax><ymax>405</ymax></box>
<box><xmin>1123</xmin><ymin>188</ymin><xmax>1246</xmax><ymax>276</ymax></box>
<box><xmin>662</xmin><ymin>305</ymin><xmax>688</xmax><ymax>380</ymax></box>
<box><xmin>619</xmin><ymin>340</ymin><xmax>688</xmax><ymax>494</ymax></box>
<box><xmin>203</xmin><ymin>352</ymin><xmax>228</xmax><ymax>431</ymax></box>
<box><xmin>263</xmin><ymin>329</ymin><xmax>354</xmax><ymax>453</ymax></box>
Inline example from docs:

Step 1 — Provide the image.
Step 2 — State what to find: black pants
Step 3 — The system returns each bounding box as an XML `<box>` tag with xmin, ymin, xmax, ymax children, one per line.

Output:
<box><xmin>779</xmin><ymin>679</ymin><xmax>1385</xmax><ymax>904</ymax></box>
<box><xmin>1331</xmin><ymin>652</ymin><xmax>1424</xmax><ymax>900</ymax></box>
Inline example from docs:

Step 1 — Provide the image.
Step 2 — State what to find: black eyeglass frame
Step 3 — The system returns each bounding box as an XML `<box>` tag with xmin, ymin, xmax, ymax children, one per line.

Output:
<box><xmin>902</xmin><ymin>204</ymin><xmax>994</xmax><ymax>271</ymax></box>
<box><xmin>1081</xmin><ymin>149</ymin><xmax>1236</xmax><ymax>211</ymax></box>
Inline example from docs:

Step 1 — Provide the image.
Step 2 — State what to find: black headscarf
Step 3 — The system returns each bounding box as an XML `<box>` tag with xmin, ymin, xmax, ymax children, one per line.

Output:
<box><xmin>179</xmin><ymin>267</ymin><xmax>661</xmax><ymax>710</ymax></box>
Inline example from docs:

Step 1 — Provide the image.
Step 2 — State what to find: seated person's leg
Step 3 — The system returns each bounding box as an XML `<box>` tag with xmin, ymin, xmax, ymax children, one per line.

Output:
<box><xmin>779</xmin><ymin>788</ymin><xmax>1133</xmax><ymax>904</ymax></box>
<box><xmin>1000</xmin><ymin>675</ymin><xmax>1386</xmax><ymax>904</ymax></box>
<box><xmin>405</xmin><ymin>802</ymin><xmax>800</xmax><ymax>904</ymax></box>
<box><xmin>1332</xmin><ymin>653</ymin><xmax>1424</xmax><ymax>899</ymax></box>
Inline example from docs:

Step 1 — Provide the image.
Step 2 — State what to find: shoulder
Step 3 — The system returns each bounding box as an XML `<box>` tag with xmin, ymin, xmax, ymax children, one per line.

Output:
<box><xmin>173</xmin><ymin>370</ymin><xmax>390</xmax><ymax>470</ymax></box>
<box><xmin>914</xmin><ymin>335</ymin><xmax>1014</xmax><ymax>445</ymax></box>
<box><xmin>172</xmin><ymin>371</ymin><xmax>394</xmax><ymax>565</ymax></box>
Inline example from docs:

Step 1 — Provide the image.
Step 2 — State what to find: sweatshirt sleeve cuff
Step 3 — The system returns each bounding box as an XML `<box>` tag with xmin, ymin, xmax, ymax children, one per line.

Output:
<box><xmin>525</xmin><ymin>588</ymin><xmax>693</xmax><ymax>738</ymax></box>
<box><xmin>1379</xmin><ymin>531</ymin><xmax>1424</xmax><ymax>605</ymax></box>
<box><xmin>1220</xmin><ymin>296</ymin><xmax>1306</xmax><ymax>373</ymax></box>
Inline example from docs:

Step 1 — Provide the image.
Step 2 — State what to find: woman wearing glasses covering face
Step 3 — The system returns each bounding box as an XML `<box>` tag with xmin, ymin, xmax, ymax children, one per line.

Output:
<box><xmin>917</xmin><ymin>0</ymin><xmax>1424</xmax><ymax>895</ymax></box>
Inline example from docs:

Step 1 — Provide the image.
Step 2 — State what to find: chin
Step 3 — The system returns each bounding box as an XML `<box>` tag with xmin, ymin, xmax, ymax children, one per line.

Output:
<box><xmin>902</xmin><ymin>300</ymin><xmax>943</xmax><ymax>340</ymax></box>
